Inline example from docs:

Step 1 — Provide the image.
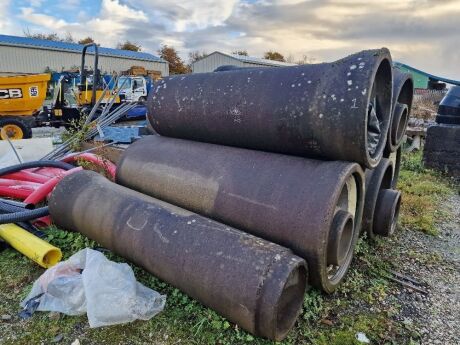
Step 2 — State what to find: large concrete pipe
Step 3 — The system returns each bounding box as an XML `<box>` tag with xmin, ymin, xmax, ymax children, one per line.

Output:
<box><xmin>385</xmin><ymin>68</ymin><xmax>413</xmax><ymax>153</ymax></box>
<box><xmin>49</xmin><ymin>170</ymin><xmax>307</xmax><ymax>341</ymax></box>
<box><xmin>362</xmin><ymin>158</ymin><xmax>401</xmax><ymax>238</ymax></box>
<box><xmin>116</xmin><ymin>136</ymin><xmax>365</xmax><ymax>293</ymax></box>
<box><xmin>148</xmin><ymin>49</ymin><xmax>393</xmax><ymax>168</ymax></box>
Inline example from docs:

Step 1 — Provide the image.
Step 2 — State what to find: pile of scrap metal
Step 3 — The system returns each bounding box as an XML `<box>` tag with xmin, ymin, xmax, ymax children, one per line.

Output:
<box><xmin>44</xmin><ymin>48</ymin><xmax>413</xmax><ymax>340</ymax></box>
<box><xmin>423</xmin><ymin>85</ymin><xmax>460</xmax><ymax>177</ymax></box>
<box><xmin>1</xmin><ymin>47</ymin><xmax>413</xmax><ymax>340</ymax></box>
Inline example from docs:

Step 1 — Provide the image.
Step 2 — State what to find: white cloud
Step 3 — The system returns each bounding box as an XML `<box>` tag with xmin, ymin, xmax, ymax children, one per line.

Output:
<box><xmin>10</xmin><ymin>0</ymin><xmax>460</xmax><ymax>79</ymax></box>
<box><xmin>29</xmin><ymin>0</ymin><xmax>44</xmax><ymax>8</ymax></box>
<box><xmin>0</xmin><ymin>0</ymin><xmax>20</xmax><ymax>34</ymax></box>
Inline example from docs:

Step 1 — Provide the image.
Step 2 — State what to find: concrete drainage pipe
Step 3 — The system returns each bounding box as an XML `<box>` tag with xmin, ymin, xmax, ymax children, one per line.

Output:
<box><xmin>148</xmin><ymin>49</ymin><xmax>393</xmax><ymax>168</ymax></box>
<box><xmin>49</xmin><ymin>170</ymin><xmax>307</xmax><ymax>341</ymax></box>
<box><xmin>116</xmin><ymin>136</ymin><xmax>365</xmax><ymax>293</ymax></box>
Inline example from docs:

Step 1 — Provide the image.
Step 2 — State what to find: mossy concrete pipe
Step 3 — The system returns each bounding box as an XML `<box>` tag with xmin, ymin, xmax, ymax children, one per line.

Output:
<box><xmin>116</xmin><ymin>136</ymin><xmax>365</xmax><ymax>293</ymax></box>
<box><xmin>148</xmin><ymin>48</ymin><xmax>393</xmax><ymax>168</ymax></box>
<box><xmin>48</xmin><ymin>170</ymin><xmax>307</xmax><ymax>341</ymax></box>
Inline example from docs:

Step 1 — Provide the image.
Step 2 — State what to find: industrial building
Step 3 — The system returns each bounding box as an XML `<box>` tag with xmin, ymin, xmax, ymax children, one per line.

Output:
<box><xmin>191</xmin><ymin>51</ymin><xmax>296</xmax><ymax>73</ymax></box>
<box><xmin>394</xmin><ymin>62</ymin><xmax>460</xmax><ymax>90</ymax></box>
<box><xmin>0</xmin><ymin>34</ymin><xmax>169</xmax><ymax>76</ymax></box>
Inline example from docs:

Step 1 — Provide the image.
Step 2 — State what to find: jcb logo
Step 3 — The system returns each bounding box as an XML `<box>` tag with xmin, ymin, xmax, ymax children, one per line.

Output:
<box><xmin>0</xmin><ymin>88</ymin><xmax>23</xmax><ymax>99</ymax></box>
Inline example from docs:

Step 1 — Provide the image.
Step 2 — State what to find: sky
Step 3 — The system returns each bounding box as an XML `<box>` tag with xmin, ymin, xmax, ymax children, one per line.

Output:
<box><xmin>1</xmin><ymin>0</ymin><xmax>460</xmax><ymax>79</ymax></box>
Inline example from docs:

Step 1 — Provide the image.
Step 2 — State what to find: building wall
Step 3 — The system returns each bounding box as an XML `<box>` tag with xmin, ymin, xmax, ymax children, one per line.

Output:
<box><xmin>0</xmin><ymin>46</ymin><xmax>169</xmax><ymax>76</ymax></box>
<box><xmin>397</xmin><ymin>66</ymin><xmax>428</xmax><ymax>89</ymax></box>
<box><xmin>192</xmin><ymin>53</ymin><xmax>270</xmax><ymax>73</ymax></box>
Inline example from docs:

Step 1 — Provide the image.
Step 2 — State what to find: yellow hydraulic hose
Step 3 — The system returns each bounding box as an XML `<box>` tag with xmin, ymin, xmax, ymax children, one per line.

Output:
<box><xmin>0</xmin><ymin>223</ymin><xmax>62</xmax><ymax>268</ymax></box>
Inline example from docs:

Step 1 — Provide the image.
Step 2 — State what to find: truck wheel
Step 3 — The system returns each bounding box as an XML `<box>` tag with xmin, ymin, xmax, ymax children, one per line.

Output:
<box><xmin>0</xmin><ymin>118</ymin><xmax>33</xmax><ymax>140</ymax></box>
<box><xmin>139</xmin><ymin>96</ymin><xmax>147</xmax><ymax>103</ymax></box>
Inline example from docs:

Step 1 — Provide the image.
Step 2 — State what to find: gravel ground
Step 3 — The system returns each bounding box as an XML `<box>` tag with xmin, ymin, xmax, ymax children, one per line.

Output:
<box><xmin>393</xmin><ymin>193</ymin><xmax>460</xmax><ymax>344</ymax></box>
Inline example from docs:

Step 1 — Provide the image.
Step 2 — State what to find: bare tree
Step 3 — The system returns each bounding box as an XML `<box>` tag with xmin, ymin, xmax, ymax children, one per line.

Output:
<box><xmin>232</xmin><ymin>50</ymin><xmax>248</xmax><ymax>56</ymax></box>
<box><xmin>23</xmin><ymin>29</ymin><xmax>75</xmax><ymax>43</ymax></box>
<box><xmin>188</xmin><ymin>50</ymin><xmax>208</xmax><ymax>64</ymax></box>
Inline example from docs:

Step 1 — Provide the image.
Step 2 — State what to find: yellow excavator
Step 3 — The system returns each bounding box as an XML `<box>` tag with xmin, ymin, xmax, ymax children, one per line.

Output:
<box><xmin>0</xmin><ymin>73</ymin><xmax>49</xmax><ymax>139</ymax></box>
<box><xmin>0</xmin><ymin>43</ymin><xmax>119</xmax><ymax>139</ymax></box>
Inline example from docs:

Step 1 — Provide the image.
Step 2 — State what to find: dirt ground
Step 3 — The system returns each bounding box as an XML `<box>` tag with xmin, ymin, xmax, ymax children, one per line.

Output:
<box><xmin>389</xmin><ymin>194</ymin><xmax>459</xmax><ymax>345</ymax></box>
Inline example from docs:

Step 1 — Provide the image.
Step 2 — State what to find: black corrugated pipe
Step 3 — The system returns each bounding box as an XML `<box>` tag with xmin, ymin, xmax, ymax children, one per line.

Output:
<box><xmin>385</xmin><ymin>68</ymin><xmax>413</xmax><ymax>153</ymax></box>
<box><xmin>116</xmin><ymin>136</ymin><xmax>365</xmax><ymax>293</ymax></box>
<box><xmin>0</xmin><ymin>161</ymin><xmax>75</xmax><ymax>177</ymax></box>
<box><xmin>49</xmin><ymin>170</ymin><xmax>307</xmax><ymax>341</ymax></box>
<box><xmin>362</xmin><ymin>158</ymin><xmax>401</xmax><ymax>238</ymax></box>
<box><xmin>148</xmin><ymin>48</ymin><xmax>393</xmax><ymax>168</ymax></box>
<box><xmin>0</xmin><ymin>206</ymin><xmax>49</xmax><ymax>224</ymax></box>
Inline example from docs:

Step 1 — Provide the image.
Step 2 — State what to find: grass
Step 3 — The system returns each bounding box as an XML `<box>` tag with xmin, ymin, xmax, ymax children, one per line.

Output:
<box><xmin>0</xmin><ymin>151</ymin><xmax>456</xmax><ymax>345</ymax></box>
<box><xmin>398</xmin><ymin>151</ymin><xmax>454</xmax><ymax>235</ymax></box>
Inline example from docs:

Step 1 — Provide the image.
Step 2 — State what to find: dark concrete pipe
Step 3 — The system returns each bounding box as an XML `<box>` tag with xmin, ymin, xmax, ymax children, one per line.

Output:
<box><xmin>362</xmin><ymin>158</ymin><xmax>397</xmax><ymax>239</ymax></box>
<box><xmin>49</xmin><ymin>170</ymin><xmax>307</xmax><ymax>341</ymax></box>
<box><xmin>385</xmin><ymin>68</ymin><xmax>413</xmax><ymax>153</ymax></box>
<box><xmin>148</xmin><ymin>49</ymin><xmax>393</xmax><ymax>168</ymax></box>
<box><xmin>116</xmin><ymin>136</ymin><xmax>365</xmax><ymax>293</ymax></box>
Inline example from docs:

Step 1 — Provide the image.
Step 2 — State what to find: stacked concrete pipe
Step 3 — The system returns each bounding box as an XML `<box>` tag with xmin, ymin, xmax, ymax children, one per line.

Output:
<box><xmin>361</xmin><ymin>68</ymin><xmax>413</xmax><ymax>239</ymax></box>
<box><xmin>115</xmin><ymin>48</ymin><xmax>393</xmax><ymax>293</ymax></box>
<box><xmin>384</xmin><ymin>68</ymin><xmax>414</xmax><ymax>187</ymax></box>
<box><xmin>116</xmin><ymin>136</ymin><xmax>365</xmax><ymax>293</ymax></box>
<box><xmin>49</xmin><ymin>170</ymin><xmax>307</xmax><ymax>341</ymax></box>
<box><xmin>49</xmin><ymin>48</ymin><xmax>400</xmax><ymax>339</ymax></box>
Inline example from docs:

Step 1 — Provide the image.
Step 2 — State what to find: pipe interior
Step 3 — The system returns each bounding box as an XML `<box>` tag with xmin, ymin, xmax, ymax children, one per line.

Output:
<box><xmin>367</xmin><ymin>58</ymin><xmax>393</xmax><ymax>160</ymax></box>
<box><xmin>328</xmin><ymin>172</ymin><xmax>361</xmax><ymax>282</ymax></box>
<box><xmin>395</xmin><ymin>106</ymin><xmax>408</xmax><ymax>144</ymax></box>
<box><xmin>390</xmin><ymin>192</ymin><xmax>402</xmax><ymax>234</ymax></box>
<box><xmin>275</xmin><ymin>264</ymin><xmax>307</xmax><ymax>339</ymax></box>
<box><xmin>337</xmin><ymin>216</ymin><xmax>354</xmax><ymax>265</ymax></box>
<box><xmin>397</xmin><ymin>78</ymin><xmax>414</xmax><ymax>114</ymax></box>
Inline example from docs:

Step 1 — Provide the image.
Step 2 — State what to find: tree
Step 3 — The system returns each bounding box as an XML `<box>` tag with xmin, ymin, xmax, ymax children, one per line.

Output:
<box><xmin>158</xmin><ymin>45</ymin><xmax>190</xmax><ymax>74</ymax></box>
<box><xmin>63</xmin><ymin>32</ymin><xmax>75</xmax><ymax>43</ymax></box>
<box><xmin>78</xmin><ymin>36</ymin><xmax>95</xmax><ymax>45</ymax></box>
<box><xmin>23</xmin><ymin>29</ymin><xmax>75</xmax><ymax>43</ymax></box>
<box><xmin>264</xmin><ymin>51</ymin><xmax>285</xmax><ymax>62</ymax></box>
<box><xmin>232</xmin><ymin>50</ymin><xmax>248</xmax><ymax>56</ymax></box>
<box><xmin>296</xmin><ymin>54</ymin><xmax>316</xmax><ymax>65</ymax></box>
<box><xmin>188</xmin><ymin>50</ymin><xmax>208</xmax><ymax>64</ymax></box>
<box><xmin>117</xmin><ymin>41</ymin><xmax>142</xmax><ymax>52</ymax></box>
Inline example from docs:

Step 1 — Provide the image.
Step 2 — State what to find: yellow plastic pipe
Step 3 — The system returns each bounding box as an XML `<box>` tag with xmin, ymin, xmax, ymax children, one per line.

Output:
<box><xmin>0</xmin><ymin>223</ymin><xmax>62</xmax><ymax>268</ymax></box>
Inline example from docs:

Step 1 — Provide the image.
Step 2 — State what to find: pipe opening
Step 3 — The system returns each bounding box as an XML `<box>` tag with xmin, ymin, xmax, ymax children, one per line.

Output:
<box><xmin>328</xmin><ymin>210</ymin><xmax>354</xmax><ymax>267</ymax></box>
<box><xmin>397</xmin><ymin>78</ymin><xmax>414</xmax><ymax>115</ymax></box>
<box><xmin>275</xmin><ymin>264</ymin><xmax>307</xmax><ymax>340</ymax></box>
<box><xmin>327</xmin><ymin>172</ymin><xmax>361</xmax><ymax>285</ymax></box>
<box><xmin>395</xmin><ymin>105</ymin><xmax>408</xmax><ymax>145</ymax></box>
<box><xmin>390</xmin><ymin>192</ymin><xmax>401</xmax><ymax>236</ymax></box>
<box><xmin>366</xmin><ymin>57</ymin><xmax>392</xmax><ymax>161</ymax></box>
<box><xmin>42</xmin><ymin>248</ymin><xmax>62</xmax><ymax>268</ymax></box>
<box><xmin>374</xmin><ymin>189</ymin><xmax>401</xmax><ymax>237</ymax></box>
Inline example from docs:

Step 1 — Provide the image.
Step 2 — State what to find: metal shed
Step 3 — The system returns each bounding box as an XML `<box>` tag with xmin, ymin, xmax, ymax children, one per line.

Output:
<box><xmin>0</xmin><ymin>34</ymin><xmax>169</xmax><ymax>76</ymax></box>
<box><xmin>191</xmin><ymin>51</ymin><xmax>296</xmax><ymax>73</ymax></box>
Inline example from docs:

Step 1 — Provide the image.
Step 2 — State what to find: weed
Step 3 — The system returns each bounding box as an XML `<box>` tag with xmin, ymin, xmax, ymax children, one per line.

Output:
<box><xmin>398</xmin><ymin>152</ymin><xmax>453</xmax><ymax>235</ymax></box>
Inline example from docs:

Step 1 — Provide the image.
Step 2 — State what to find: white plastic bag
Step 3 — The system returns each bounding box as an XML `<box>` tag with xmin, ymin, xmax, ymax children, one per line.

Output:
<box><xmin>20</xmin><ymin>248</ymin><xmax>166</xmax><ymax>327</ymax></box>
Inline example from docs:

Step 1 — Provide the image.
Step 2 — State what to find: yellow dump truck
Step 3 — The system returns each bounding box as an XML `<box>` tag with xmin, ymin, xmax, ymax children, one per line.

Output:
<box><xmin>0</xmin><ymin>73</ymin><xmax>50</xmax><ymax>140</ymax></box>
